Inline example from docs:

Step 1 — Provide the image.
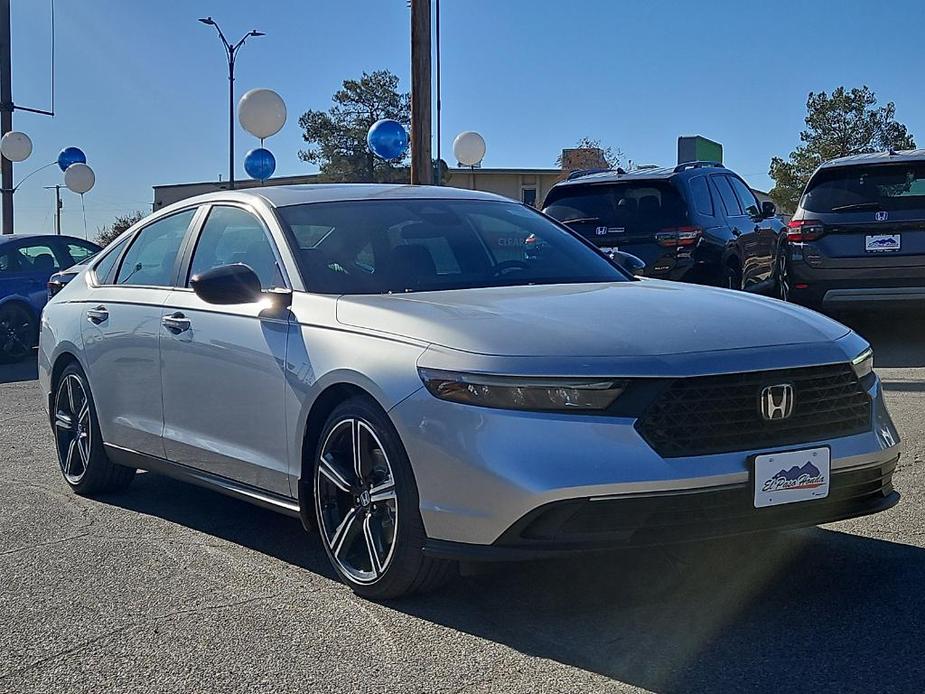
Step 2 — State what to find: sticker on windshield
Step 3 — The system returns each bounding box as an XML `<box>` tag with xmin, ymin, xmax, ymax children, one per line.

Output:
<box><xmin>865</xmin><ymin>234</ymin><xmax>901</xmax><ymax>253</ymax></box>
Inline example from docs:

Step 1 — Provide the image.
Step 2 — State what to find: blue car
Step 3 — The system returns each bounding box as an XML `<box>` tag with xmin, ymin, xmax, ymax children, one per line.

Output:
<box><xmin>0</xmin><ymin>234</ymin><xmax>100</xmax><ymax>362</ymax></box>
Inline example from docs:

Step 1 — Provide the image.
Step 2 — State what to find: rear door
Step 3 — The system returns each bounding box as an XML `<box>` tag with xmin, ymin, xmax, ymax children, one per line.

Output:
<box><xmin>6</xmin><ymin>239</ymin><xmax>64</xmax><ymax>310</ymax></box>
<box><xmin>159</xmin><ymin>203</ymin><xmax>291</xmax><ymax>495</ymax></box>
<box><xmin>81</xmin><ymin>208</ymin><xmax>198</xmax><ymax>457</ymax></box>
<box><xmin>799</xmin><ymin>161</ymin><xmax>925</xmax><ymax>269</ymax></box>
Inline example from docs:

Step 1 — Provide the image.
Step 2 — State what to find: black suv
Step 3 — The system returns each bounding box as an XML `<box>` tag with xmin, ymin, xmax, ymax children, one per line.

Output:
<box><xmin>542</xmin><ymin>162</ymin><xmax>787</xmax><ymax>295</ymax></box>
<box><xmin>786</xmin><ymin>150</ymin><xmax>925</xmax><ymax>310</ymax></box>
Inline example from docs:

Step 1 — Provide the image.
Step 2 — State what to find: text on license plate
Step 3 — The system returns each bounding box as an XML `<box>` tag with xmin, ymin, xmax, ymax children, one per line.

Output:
<box><xmin>753</xmin><ymin>447</ymin><xmax>830</xmax><ymax>508</ymax></box>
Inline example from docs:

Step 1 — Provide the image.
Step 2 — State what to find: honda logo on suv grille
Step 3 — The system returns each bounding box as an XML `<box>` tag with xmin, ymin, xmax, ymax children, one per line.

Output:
<box><xmin>760</xmin><ymin>384</ymin><xmax>795</xmax><ymax>421</ymax></box>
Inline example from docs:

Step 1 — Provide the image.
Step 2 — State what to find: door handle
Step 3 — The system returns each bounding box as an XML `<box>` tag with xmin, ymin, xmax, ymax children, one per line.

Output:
<box><xmin>162</xmin><ymin>312</ymin><xmax>191</xmax><ymax>334</ymax></box>
<box><xmin>86</xmin><ymin>306</ymin><xmax>109</xmax><ymax>324</ymax></box>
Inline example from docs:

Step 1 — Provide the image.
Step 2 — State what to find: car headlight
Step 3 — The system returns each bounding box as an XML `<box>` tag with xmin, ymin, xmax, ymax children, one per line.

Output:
<box><xmin>418</xmin><ymin>368</ymin><xmax>626</xmax><ymax>412</ymax></box>
<box><xmin>851</xmin><ymin>347</ymin><xmax>874</xmax><ymax>379</ymax></box>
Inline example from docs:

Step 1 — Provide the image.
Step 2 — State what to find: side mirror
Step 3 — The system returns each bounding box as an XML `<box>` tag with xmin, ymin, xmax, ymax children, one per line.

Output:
<box><xmin>612</xmin><ymin>250</ymin><xmax>646</xmax><ymax>276</ymax></box>
<box><xmin>761</xmin><ymin>200</ymin><xmax>777</xmax><ymax>219</ymax></box>
<box><xmin>190</xmin><ymin>263</ymin><xmax>263</xmax><ymax>305</ymax></box>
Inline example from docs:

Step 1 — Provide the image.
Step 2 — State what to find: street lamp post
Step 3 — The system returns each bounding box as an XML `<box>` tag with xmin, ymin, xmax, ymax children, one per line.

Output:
<box><xmin>198</xmin><ymin>17</ymin><xmax>264</xmax><ymax>190</ymax></box>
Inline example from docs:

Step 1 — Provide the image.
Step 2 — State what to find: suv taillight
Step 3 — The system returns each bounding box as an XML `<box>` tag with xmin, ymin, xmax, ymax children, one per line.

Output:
<box><xmin>656</xmin><ymin>226</ymin><xmax>702</xmax><ymax>248</ymax></box>
<box><xmin>787</xmin><ymin>220</ymin><xmax>825</xmax><ymax>242</ymax></box>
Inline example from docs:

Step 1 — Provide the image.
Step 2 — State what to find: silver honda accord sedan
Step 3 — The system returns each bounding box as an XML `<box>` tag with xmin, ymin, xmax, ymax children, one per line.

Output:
<box><xmin>38</xmin><ymin>184</ymin><xmax>901</xmax><ymax>599</ymax></box>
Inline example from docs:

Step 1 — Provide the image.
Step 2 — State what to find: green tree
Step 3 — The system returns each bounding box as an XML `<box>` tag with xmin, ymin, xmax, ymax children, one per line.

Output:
<box><xmin>769</xmin><ymin>86</ymin><xmax>916</xmax><ymax>211</ymax></box>
<box><xmin>298</xmin><ymin>70</ymin><xmax>411</xmax><ymax>183</ymax></box>
<box><xmin>96</xmin><ymin>210</ymin><xmax>145</xmax><ymax>247</ymax></box>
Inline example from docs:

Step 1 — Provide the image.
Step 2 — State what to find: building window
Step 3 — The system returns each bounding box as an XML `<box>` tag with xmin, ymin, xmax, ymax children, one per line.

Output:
<box><xmin>521</xmin><ymin>187</ymin><xmax>538</xmax><ymax>207</ymax></box>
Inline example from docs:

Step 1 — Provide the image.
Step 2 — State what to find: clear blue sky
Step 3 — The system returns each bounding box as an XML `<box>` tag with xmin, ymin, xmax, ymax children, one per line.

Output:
<box><xmin>10</xmin><ymin>0</ymin><xmax>925</xmax><ymax>238</ymax></box>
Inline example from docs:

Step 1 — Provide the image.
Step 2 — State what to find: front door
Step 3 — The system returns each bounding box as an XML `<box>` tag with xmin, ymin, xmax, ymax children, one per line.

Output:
<box><xmin>81</xmin><ymin>208</ymin><xmax>197</xmax><ymax>457</ymax></box>
<box><xmin>160</xmin><ymin>204</ymin><xmax>291</xmax><ymax>496</ymax></box>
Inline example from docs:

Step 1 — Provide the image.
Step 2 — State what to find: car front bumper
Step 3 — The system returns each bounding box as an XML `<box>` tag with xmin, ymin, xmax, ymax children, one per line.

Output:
<box><xmin>390</xmin><ymin>372</ymin><xmax>901</xmax><ymax>553</ymax></box>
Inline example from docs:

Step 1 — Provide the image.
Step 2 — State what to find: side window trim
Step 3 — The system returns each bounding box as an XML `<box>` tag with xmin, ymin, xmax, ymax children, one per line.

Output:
<box><xmin>180</xmin><ymin>202</ymin><xmax>291</xmax><ymax>291</ymax></box>
<box><xmin>110</xmin><ymin>207</ymin><xmax>200</xmax><ymax>288</ymax></box>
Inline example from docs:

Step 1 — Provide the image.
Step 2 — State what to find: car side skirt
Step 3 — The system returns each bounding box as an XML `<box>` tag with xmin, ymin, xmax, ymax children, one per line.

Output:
<box><xmin>103</xmin><ymin>443</ymin><xmax>301</xmax><ymax>518</ymax></box>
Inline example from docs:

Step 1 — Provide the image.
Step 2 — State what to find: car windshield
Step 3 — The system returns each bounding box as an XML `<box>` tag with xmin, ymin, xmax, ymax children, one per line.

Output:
<box><xmin>802</xmin><ymin>162</ymin><xmax>925</xmax><ymax>213</ymax></box>
<box><xmin>277</xmin><ymin>199</ymin><xmax>628</xmax><ymax>294</ymax></box>
<box><xmin>543</xmin><ymin>181</ymin><xmax>689</xmax><ymax>236</ymax></box>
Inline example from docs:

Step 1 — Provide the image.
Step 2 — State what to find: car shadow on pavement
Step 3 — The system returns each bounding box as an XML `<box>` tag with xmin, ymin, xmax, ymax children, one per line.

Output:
<box><xmin>0</xmin><ymin>354</ymin><xmax>38</xmax><ymax>384</ymax></box>
<box><xmin>104</xmin><ymin>471</ymin><xmax>924</xmax><ymax>693</ymax></box>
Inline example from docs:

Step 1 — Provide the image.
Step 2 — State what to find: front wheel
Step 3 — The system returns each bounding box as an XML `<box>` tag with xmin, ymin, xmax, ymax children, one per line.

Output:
<box><xmin>775</xmin><ymin>250</ymin><xmax>791</xmax><ymax>302</ymax></box>
<box><xmin>313</xmin><ymin>397</ymin><xmax>455</xmax><ymax>599</ymax></box>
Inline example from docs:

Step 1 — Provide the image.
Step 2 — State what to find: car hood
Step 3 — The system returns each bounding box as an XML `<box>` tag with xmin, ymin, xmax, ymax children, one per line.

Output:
<box><xmin>335</xmin><ymin>281</ymin><xmax>851</xmax><ymax>357</ymax></box>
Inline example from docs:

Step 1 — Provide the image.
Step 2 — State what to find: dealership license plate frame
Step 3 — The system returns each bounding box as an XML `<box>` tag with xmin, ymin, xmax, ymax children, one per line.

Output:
<box><xmin>752</xmin><ymin>446</ymin><xmax>831</xmax><ymax>509</ymax></box>
<box><xmin>865</xmin><ymin>233</ymin><xmax>901</xmax><ymax>253</ymax></box>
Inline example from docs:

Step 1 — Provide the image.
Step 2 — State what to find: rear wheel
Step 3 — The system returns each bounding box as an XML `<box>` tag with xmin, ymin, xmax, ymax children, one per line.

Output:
<box><xmin>313</xmin><ymin>397</ymin><xmax>455</xmax><ymax>599</ymax></box>
<box><xmin>53</xmin><ymin>363</ymin><xmax>135</xmax><ymax>495</ymax></box>
<box><xmin>0</xmin><ymin>303</ymin><xmax>35</xmax><ymax>363</ymax></box>
<box><xmin>723</xmin><ymin>262</ymin><xmax>742</xmax><ymax>291</ymax></box>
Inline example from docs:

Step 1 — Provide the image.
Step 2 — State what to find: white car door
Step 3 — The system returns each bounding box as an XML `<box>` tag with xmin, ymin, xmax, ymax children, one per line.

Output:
<box><xmin>159</xmin><ymin>203</ymin><xmax>291</xmax><ymax>496</ymax></box>
<box><xmin>81</xmin><ymin>208</ymin><xmax>198</xmax><ymax>458</ymax></box>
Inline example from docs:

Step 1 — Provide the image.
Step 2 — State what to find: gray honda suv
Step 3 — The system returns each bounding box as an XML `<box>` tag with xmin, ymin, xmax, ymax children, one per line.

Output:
<box><xmin>38</xmin><ymin>184</ymin><xmax>900</xmax><ymax>599</ymax></box>
<box><xmin>787</xmin><ymin>149</ymin><xmax>925</xmax><ymax>309</ymax></box>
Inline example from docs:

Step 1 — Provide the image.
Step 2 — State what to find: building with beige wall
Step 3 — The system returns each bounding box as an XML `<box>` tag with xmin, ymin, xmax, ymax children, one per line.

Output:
<box><xmin>152</xmin><ymin>167</ymin><xmax>566</xmax><ymax>212</ymax></box>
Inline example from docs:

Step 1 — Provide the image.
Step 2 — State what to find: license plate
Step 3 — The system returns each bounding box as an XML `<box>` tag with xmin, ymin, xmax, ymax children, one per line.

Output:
<box><xmin>599</xmin><ymin>246</ymin><xmax>619</xmax><ymax>254</ymax></box>
<box><xmin>866</xmin><ymin>234</ymin><xmax>901</xmax><ymax>252</ymax></box>
<box><xmin>753</xmin><ymin>447</ymin><xmax>830</xmax><ymax>508</ymax></box>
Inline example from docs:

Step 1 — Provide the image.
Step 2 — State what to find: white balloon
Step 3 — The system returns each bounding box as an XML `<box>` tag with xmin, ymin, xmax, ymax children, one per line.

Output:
<box><xmin>64</xmin><ymin>163</ymin><xmax>95</xmax><ymax>194</ymax></box>
<box><xmin>238</xmin><ymin>88</ymin><xmax>287</xmax><ymax>140</ymax></box>
<box><xmin>0</xmin><ymin>131</ymin><xmax>33</xmax><ymax>162</ymax></box>
<box><xmin>453</xmin><ymin>131</ymin><xmax>486</xmax><ymax>167</ymax></box>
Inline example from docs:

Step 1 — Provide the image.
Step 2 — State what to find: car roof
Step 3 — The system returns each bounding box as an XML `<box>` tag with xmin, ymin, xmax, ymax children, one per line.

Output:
<box><xmin>0</xmin><ymin>234</ymin><xmax>96</xmax><ymax>245</ymax></box>
<box><xmin>818</xmin><ymin>149</ymin><xmax>925</xmax><ymax>169</ymax></box>
<box><xmin>169</xmin><ymin>184</ymin><xmax>512</xmax><ymax>210</ymax></box>
<box><xmin>549</xmin><ymin>162</ymin><xmax>728</xmax><ymax>190</ymax></box>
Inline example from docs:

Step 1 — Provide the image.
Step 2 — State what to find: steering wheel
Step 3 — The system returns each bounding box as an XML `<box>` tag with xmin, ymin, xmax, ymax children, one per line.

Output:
<box><xmin>492</xmin><ymin>260</ymin><xmax>529</xmax><ymax>276</ymax></box>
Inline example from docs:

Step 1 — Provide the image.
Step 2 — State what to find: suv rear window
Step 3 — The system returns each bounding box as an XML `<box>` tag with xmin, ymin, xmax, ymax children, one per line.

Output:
<box><xmin>543</xmin><ymin>181</ymin><xmax>689</xmax><ymax>236</ymax></box>
<box><xmin>802</xmin><ymin>162</ymin><xmax>925</xmax><ymax>213</ymax></box>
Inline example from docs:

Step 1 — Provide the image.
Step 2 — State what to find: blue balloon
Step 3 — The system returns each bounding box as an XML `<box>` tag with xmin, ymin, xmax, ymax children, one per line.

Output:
<box><xmin>244</xmin><ymin>147</ymin><xmax>276</xmax><ymax>181</ymax></box>
<box><xmin>57</xmin><ymin>146</ymin><xmax>86</xmax><ymax>172</ymax></box>
<box><xmin>367</xmin><ymin>119</ymin><xmax>408</xmax><ymax>160</ymax></box>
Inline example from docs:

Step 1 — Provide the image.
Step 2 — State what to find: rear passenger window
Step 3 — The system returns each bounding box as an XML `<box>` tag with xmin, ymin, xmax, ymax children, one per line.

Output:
<box><xmin>712</xmin><ymin>176</ymin><xmax>743</xmax><ymax>217</ymax></box>
<box><xmin>116</xmin><ymin>210</ymin><xmax>195</xmax><ymax>286</ymax></box>
<box><xmin>93</xmin><ymin>234</ymin><xmax>132</xmax><ymax>285</ymax></box>
<box><xmin>689</xmin><ymin>177</ymin><xmax>714</xmax><ymax>216</ymax></box>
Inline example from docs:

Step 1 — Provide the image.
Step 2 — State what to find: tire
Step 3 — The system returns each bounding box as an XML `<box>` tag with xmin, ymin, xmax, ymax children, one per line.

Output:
<box><xmin>775</xmin><ymin>250</ymin><xmax>791</xmax><ymax>302</ymax></box>
<box><xmin>313</xmin><ymin>396</ymin><xmax>456</xmax><ymax>600</ymax></box>
<box><xmin>723</xmin><ymin>262</ymin><xmax>742</xmax><ymax>291</ymax></box>
<box><xmin>0</xmin><ymin>302</ymin><xmax>36</xmax><ymax>363</ymax></box>
<box><xmin>53</xmin><ymin>362</ymin><xmax>136</xmax><ymax>495</ymax></box>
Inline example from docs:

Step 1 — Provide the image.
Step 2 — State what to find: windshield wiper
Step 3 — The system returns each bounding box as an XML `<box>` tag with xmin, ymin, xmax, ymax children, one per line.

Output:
<box><xmin>559</xmin><ymin>216</ymin><xmax>601</xmax><ymax>224</ymax></box>
<box><xmin>830</xmin><ymin>201</ymin><xmax>884</xmax><ymax>212</ymax></box>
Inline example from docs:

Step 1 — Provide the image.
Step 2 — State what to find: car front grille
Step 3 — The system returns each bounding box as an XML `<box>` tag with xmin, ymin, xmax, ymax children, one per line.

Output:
<box><xmin>635</xmin><ymin>363</ymin><xmax>871</xmax><ymax>458</ymax></box>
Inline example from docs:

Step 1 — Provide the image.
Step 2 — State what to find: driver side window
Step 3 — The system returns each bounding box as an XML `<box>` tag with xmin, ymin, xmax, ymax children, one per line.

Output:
<box><xmin>188</xmin><ymin>206</ymin><xmax>284</xmax><ymax>290</ymax></box>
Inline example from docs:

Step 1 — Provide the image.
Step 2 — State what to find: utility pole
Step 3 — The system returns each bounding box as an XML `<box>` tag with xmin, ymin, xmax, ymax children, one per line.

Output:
<box><xmin>409</xmin><ymin>0</ymin><xmax>432</xmax><ymax>185</ymax></box>
<box><xmin>1</xmin><ymin>0</ymin><xmax>14</xmax><ymax>234</ymax></box>
<box><xmin>43</xmin><ymin>184</ymin><xmax>61</xmax><ymax>235</ymax></box>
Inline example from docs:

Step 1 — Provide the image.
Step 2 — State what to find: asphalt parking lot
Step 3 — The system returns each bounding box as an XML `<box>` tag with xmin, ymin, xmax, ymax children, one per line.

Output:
<box><xmin>1</xmin><ymin>311</ymin><xmax>923</xmax><ymax>694</ymax></box>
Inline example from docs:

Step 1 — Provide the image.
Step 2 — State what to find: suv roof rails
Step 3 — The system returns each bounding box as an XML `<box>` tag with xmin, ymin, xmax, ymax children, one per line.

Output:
<box><xmin>566</xmin><ymin>167</ymin><xmax>626</xmax><ymax>181</ymax></box>
<box><xmin>673</xmin><ymin>161</ymin><xmax>725</xmax><ymax>173</ymax></box>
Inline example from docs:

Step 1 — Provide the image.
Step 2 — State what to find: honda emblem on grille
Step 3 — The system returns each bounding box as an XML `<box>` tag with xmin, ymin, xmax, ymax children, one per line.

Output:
<box><xmin>760</xmin><ymin>383</ymin><xmax>795</xmax><ymax>421</ymax></box>
<box><xmin>875</xmin><ymin>211</ymin><xmax>889</xmax><ymax>222</ymax></box>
